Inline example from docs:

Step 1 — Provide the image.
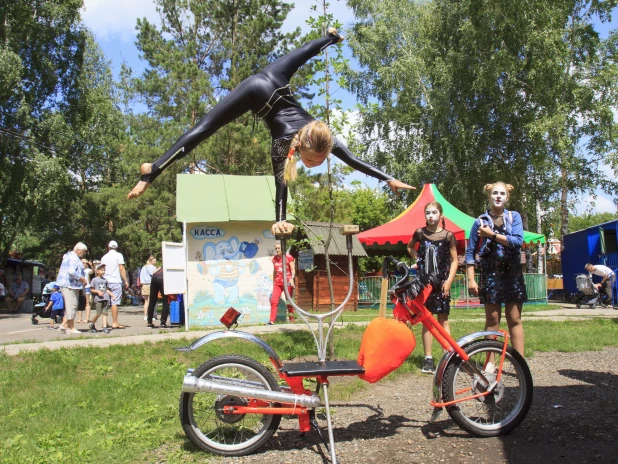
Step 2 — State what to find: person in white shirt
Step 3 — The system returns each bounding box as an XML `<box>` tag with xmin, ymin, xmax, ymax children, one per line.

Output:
<box><xmin>100</xmin><ymin>240</ymin><xmax>129</xmax><ymax>328</ymax></box>
<box><xmin>585</xmin><ymin>263</ymin><xmax>615</xmax><ymax>306</ymax></box>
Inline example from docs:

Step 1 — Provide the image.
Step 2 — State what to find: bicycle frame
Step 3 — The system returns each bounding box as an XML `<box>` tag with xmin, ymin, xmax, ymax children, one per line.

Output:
<box><xmin>388</xmin><ymin>263</ymin><xmax>509</xmax><ymax>408</ymax></box>
<box><xmin>178</xmin><ymin>230</ymin><xmax>515</xmax><ymax>463</ymax></box>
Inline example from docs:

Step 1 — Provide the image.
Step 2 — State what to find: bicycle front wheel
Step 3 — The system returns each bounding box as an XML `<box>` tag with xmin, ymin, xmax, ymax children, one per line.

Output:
<box><xmin>179</xmin><ymin>354</ymin><xmax>281</xmax><ymax>456</ymax></box>
<box><xmin>442</xmin><ymin>340</ymin><xmax>533</xmax><ymax>437</ymax></box>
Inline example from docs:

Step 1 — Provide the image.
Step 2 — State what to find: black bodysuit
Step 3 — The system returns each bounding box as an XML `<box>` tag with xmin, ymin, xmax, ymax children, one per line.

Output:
<box><xmin>142</xmin><ymin>33</ymin><xmax>393</xmax><ymax>221</ymax></box>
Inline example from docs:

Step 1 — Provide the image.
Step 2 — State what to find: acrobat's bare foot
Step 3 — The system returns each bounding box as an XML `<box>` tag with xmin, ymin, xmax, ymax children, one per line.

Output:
<box><xmin>327</xmin><ymin>27</ymin><xmax>344</xmax><ymax>43</ymax></box>
<box><xmin>128</xmin><ymin>181</ymin><xmax>150</xmax><ymax>199</ymax></box>
<box><xmin>140</xmin><ymin>163</ymin><xmax>152</xmax><ymax>175</ymax></box>
<box><xmin>128</xmin><ymin>163</ymin><xmax>153</xmax><ymax>199</ymax></box>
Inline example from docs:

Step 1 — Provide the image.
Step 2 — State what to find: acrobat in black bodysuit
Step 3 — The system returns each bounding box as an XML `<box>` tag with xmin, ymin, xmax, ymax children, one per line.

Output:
<box><xmin>129</xmin><ymin>29</ymin><xmax>413</xmax><ymax>224</ymax></box>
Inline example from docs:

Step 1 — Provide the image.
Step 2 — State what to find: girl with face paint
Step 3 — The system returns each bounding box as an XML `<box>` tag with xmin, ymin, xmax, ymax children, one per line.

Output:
<box><xmin>464</xmin><ymin>182</ymin><xmax>527</xmax><ymax>356</ymax></box>
<box><xmin>407</xmin><ymin>202</ymin><xmax>458</xmax><ymax>374</ymax></box>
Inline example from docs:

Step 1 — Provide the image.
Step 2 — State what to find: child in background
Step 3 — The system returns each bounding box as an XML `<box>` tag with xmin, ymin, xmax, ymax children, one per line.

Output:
<box><xmin>407</xmin><ymin>201</ymin><xmax>458</xmax><ymax>374</ymax></box>
<box><xmin>45</xmin><ymin>285</ymin><xmax>65</xmax><ymax>330</ymax></box>
<box><xmin>89</xmin><ymin>264</ymin><xmax>115</xmax><ymax>334</ymax></box>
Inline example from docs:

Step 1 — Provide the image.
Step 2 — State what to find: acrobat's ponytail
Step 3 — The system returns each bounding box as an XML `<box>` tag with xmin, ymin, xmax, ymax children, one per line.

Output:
<box><xmin>283</xmin><ymin>135</ymin><xmax>299</xmax><ymax>184</ymax></box>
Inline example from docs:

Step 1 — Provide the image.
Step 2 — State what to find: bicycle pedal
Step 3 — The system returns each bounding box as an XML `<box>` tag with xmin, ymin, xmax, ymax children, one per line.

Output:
<box><xmin>429</xmin><ymin>407</ymin><xmax>443</xmax><ymax>423</ymax></box>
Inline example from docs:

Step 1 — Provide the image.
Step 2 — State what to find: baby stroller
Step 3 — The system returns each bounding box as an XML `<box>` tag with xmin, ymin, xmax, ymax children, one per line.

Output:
<box><xmin>31</xmin><ymin>283</ymin><xmax>64</xmax><ymax>324</ymax></box>
<box><xmin>574</xmin><ymin>274</ymin><xmax>606</xmax><ymax>309</ymax></box>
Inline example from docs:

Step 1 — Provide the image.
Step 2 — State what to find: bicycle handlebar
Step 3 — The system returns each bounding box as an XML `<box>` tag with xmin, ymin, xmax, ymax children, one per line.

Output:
<box><xmin>383</xmin><ymin>256</ymin><xmax>412</xmax><ymax>291</ymax></box>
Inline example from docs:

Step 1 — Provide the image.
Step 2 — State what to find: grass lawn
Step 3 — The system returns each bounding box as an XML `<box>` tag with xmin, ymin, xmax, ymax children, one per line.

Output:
<box><xmin>1</xmin><ymin>318</ymin><xmax>617</xmax><ymax>463</ymax></box>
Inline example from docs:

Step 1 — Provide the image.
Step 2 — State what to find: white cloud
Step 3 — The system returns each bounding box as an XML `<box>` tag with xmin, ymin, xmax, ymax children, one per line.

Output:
<box><xmin>82</xmin><ymin>0</ymin><xmax>159</xmax><ymax>42</ymax></box>
<box><xmin>574</xmin><ymin>193</ymin><xmax>616</xmax><ymax>215</ymax></box>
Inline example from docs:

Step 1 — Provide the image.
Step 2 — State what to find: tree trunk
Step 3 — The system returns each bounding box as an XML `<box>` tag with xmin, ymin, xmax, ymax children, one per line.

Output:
<box><xmin>560</xmin><ymin>166</ymin><xmax>569</xmax><ymax>238</ymax></box>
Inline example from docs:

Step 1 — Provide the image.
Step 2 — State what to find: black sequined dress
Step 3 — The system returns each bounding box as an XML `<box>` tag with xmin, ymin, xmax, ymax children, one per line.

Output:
<box><xmin>413</xmin><ymin>228</ymin><xmax>456</xmax><ymax>315</ymax></box>
<box><xmin>478</xmin><ymin>222</ymin><xmax>527</xmax><ymax>304</ymax></box>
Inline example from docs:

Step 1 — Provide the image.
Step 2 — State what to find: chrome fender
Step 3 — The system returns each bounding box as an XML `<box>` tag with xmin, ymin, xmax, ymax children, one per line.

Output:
<box><xmin>432</xmin><ymin>330</ymin><xmax>505</xmax><ymax>404</ymax></box>
<box><xmin>174</xmin><ymin>330</ymin><xmax>283</xmax><ymax>370</ymax></box>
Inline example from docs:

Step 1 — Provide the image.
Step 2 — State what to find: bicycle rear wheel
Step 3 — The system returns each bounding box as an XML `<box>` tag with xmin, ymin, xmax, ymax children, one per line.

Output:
<box><xmin>442</xmin><ymin>340</ymin><xmax>532</xmax><ymax>437</ymax></box>
<box><xmin>179</xmin><ymin>354</ymin><xmax>281</xmax><ymax>456</ymax></box>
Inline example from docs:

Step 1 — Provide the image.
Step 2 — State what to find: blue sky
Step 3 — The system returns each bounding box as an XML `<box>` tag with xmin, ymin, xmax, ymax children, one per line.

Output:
<box><xmin>82</xmin><ymin>0</ymin><xmax>617</xmax><ymax>214</ymax></box>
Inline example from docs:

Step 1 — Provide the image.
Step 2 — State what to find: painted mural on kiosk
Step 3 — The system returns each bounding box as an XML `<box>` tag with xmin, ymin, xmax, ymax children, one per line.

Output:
<box><xmin>186</xmin><ymin>222</ymin><xmax>289</xmax><ymax>326</ymax></box>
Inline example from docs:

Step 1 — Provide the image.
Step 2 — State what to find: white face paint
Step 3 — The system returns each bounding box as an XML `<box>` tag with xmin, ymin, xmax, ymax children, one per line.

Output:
<box><xmin>490</xmin><ymin>185</ymin><xmax>508</xmax><ymax>209</ymax></box>
<box><xmin>425</xmin><ymin>207</ymin><xmax>441</xmax><ymax>226</ymax></box>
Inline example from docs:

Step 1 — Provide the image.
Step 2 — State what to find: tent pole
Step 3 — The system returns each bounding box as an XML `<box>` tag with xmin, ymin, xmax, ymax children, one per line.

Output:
<box><xmin>544</xmin><ymin>244</ymin><xmax>548</xmax><ymax>303</ymax></box>
<box><xmin>464</xmin><ymin>238</ymin><xmax>470</xmax><ymax>309</ymax></box>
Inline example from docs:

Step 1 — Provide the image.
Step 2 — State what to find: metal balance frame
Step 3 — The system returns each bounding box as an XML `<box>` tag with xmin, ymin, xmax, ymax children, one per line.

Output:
<box><xmin>177</xmin><ymin>225</ymin><xmax>361</xmax><ymax>463</ymax></box>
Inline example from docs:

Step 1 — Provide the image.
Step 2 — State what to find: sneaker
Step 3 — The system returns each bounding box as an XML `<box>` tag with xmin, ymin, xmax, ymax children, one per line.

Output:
<box><xmin>147</xmin><ymin>323</ymin><xmax>156</xmax><ymax>329</ymax></box>
<box><xmin>58</xmin><ymin>326</ymin><xmax>66</xmax><ymax>333</ymax></box>
<box><xmin>103</xmin><ymin>327</ymin><xmax>111</xmax><ymax>334</ymax></box>
<box><xmin>89</xmin><ymin>323</ymin><xmax>97</xmax><ymax>333</ymax></box>
<box><xmin>421</xmin><ymin>358</ymin><xmax>435</xmax><ymax>374</ymax></box>
<box><xmin>484</xmin><ymin>362</ymin><xmax>496</xmax><ymax>374</ymax></box>
<box><xmin>65</xmin><ymin>328</ymin><xmax>81</xmax><ymax>335</ymax></box>
<box><xmin>46</xmin><ymin>326</ymin><xmax>56</xmax><ymax>330</ymax></box>
<box><xmin>264</xmin><ymin>321</ymin><xmax>275</xmax><ymax>326</ymax></box>
<box><xmin>143</xmin><ymin>316</ymin><xmax>148</xmax><ymax>321</ymax></box>
<box><xmin>159</xmin><ymin>323</ymin><xmax>168</xmax><ymax>329</ymax></box>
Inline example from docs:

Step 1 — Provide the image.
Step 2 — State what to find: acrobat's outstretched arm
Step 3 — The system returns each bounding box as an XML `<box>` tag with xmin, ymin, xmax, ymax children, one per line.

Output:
<box><xmin>331</xmin><ymin>137</ymin><xmax>416</xmax><ymax>195</ymax></box>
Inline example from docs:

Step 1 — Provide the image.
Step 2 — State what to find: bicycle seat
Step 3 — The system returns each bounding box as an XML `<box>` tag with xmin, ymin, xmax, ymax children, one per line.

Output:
<box><xmin>282</xmin><ymin>360</ymin><xmax>365</xmax><ymax>377</ymax></box>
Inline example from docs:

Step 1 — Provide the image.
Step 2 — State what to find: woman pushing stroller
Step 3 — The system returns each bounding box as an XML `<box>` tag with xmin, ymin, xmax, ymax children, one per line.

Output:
<box><xmin>128</xmin><ymin>28</ymin><xmax>414</xmax><ymax>232</ymax></box>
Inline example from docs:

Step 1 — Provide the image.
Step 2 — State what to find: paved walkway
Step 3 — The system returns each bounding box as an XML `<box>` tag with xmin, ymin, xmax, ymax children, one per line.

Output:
<box><xmin>1</xmin><ymin>304</ymin><xmax>615</xmax><ymax>356</ymax></box>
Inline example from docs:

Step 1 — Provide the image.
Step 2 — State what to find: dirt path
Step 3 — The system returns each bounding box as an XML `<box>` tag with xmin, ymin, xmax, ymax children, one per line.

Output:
<box><xmin>219</xmin><ymin>348</ymin><xmax>618</xmax><ymax>464</ymax></box>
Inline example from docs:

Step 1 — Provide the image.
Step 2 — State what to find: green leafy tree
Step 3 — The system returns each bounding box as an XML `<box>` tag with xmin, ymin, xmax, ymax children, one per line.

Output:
<box><xmin>346</xmin><ymin>0</ymin><xmax>618</xmax><ymax>237</ymax></box>
<box><xmin>568</xmin><ymin>212</ymin><xmax>618</xmax><ymax>234</ymax></box>
<box><xmin>0</xmin><ymin>0</ymin><xmax>87</xmax><ymax>265</ymax></box>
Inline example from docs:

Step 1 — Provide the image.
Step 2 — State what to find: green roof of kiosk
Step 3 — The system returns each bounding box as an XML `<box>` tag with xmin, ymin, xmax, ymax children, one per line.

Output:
<box><xmin>176</xmin><ymin>174</ymin><xmax>278</xmax><ymax>222</ymax></box>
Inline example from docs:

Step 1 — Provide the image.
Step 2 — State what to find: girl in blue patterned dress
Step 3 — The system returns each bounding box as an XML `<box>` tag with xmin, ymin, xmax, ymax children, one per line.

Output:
<box><xmin>465</xmin><ymin>182</ymin><xmax>526</xmax><ymax>355</ymax></box>
<box><xmin>407</xmin><ymin>202</ymin><xmax>458</xmax><ymax>373</ymax></box>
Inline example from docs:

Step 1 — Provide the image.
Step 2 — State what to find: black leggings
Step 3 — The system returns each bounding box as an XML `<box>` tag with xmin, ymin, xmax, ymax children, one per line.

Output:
<box><xmin>144</xmin><ymin>35</ymin><xmax>338</xmax><ymax>184</ymax></box>
<box><xmin>147</xmin><ymin>271</ymin><xmax>169</xmax><ymax>324</ymax></box>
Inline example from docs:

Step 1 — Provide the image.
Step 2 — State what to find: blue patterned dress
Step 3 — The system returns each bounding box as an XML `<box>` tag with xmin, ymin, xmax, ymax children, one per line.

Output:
<box><xmin>478</xmin><ymin>220</ymin><xmax>527</xmax><ymax>304</ymax></box>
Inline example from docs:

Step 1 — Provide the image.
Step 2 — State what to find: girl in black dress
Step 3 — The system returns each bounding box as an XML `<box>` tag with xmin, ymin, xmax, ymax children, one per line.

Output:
<box><xmin>407</xmin><ymin>201</ymin><xmax>458</xmax><ymax>373</ymax></box>
<box><xmin>465</xmin><ymin>182</ymin><xmax>526</xmax><ymax>356</ymax></box>
<box><xmin>128</xmin><ymin>28</ymin><xmax>414</xmax><ymax>234</ymax></box>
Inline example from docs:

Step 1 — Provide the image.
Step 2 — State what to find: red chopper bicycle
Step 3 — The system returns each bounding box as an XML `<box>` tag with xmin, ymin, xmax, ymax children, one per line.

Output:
<box><xmin>176</xmin><ymin>226</ymin><xmax>533</xmax><ymax>463</ymax></box>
